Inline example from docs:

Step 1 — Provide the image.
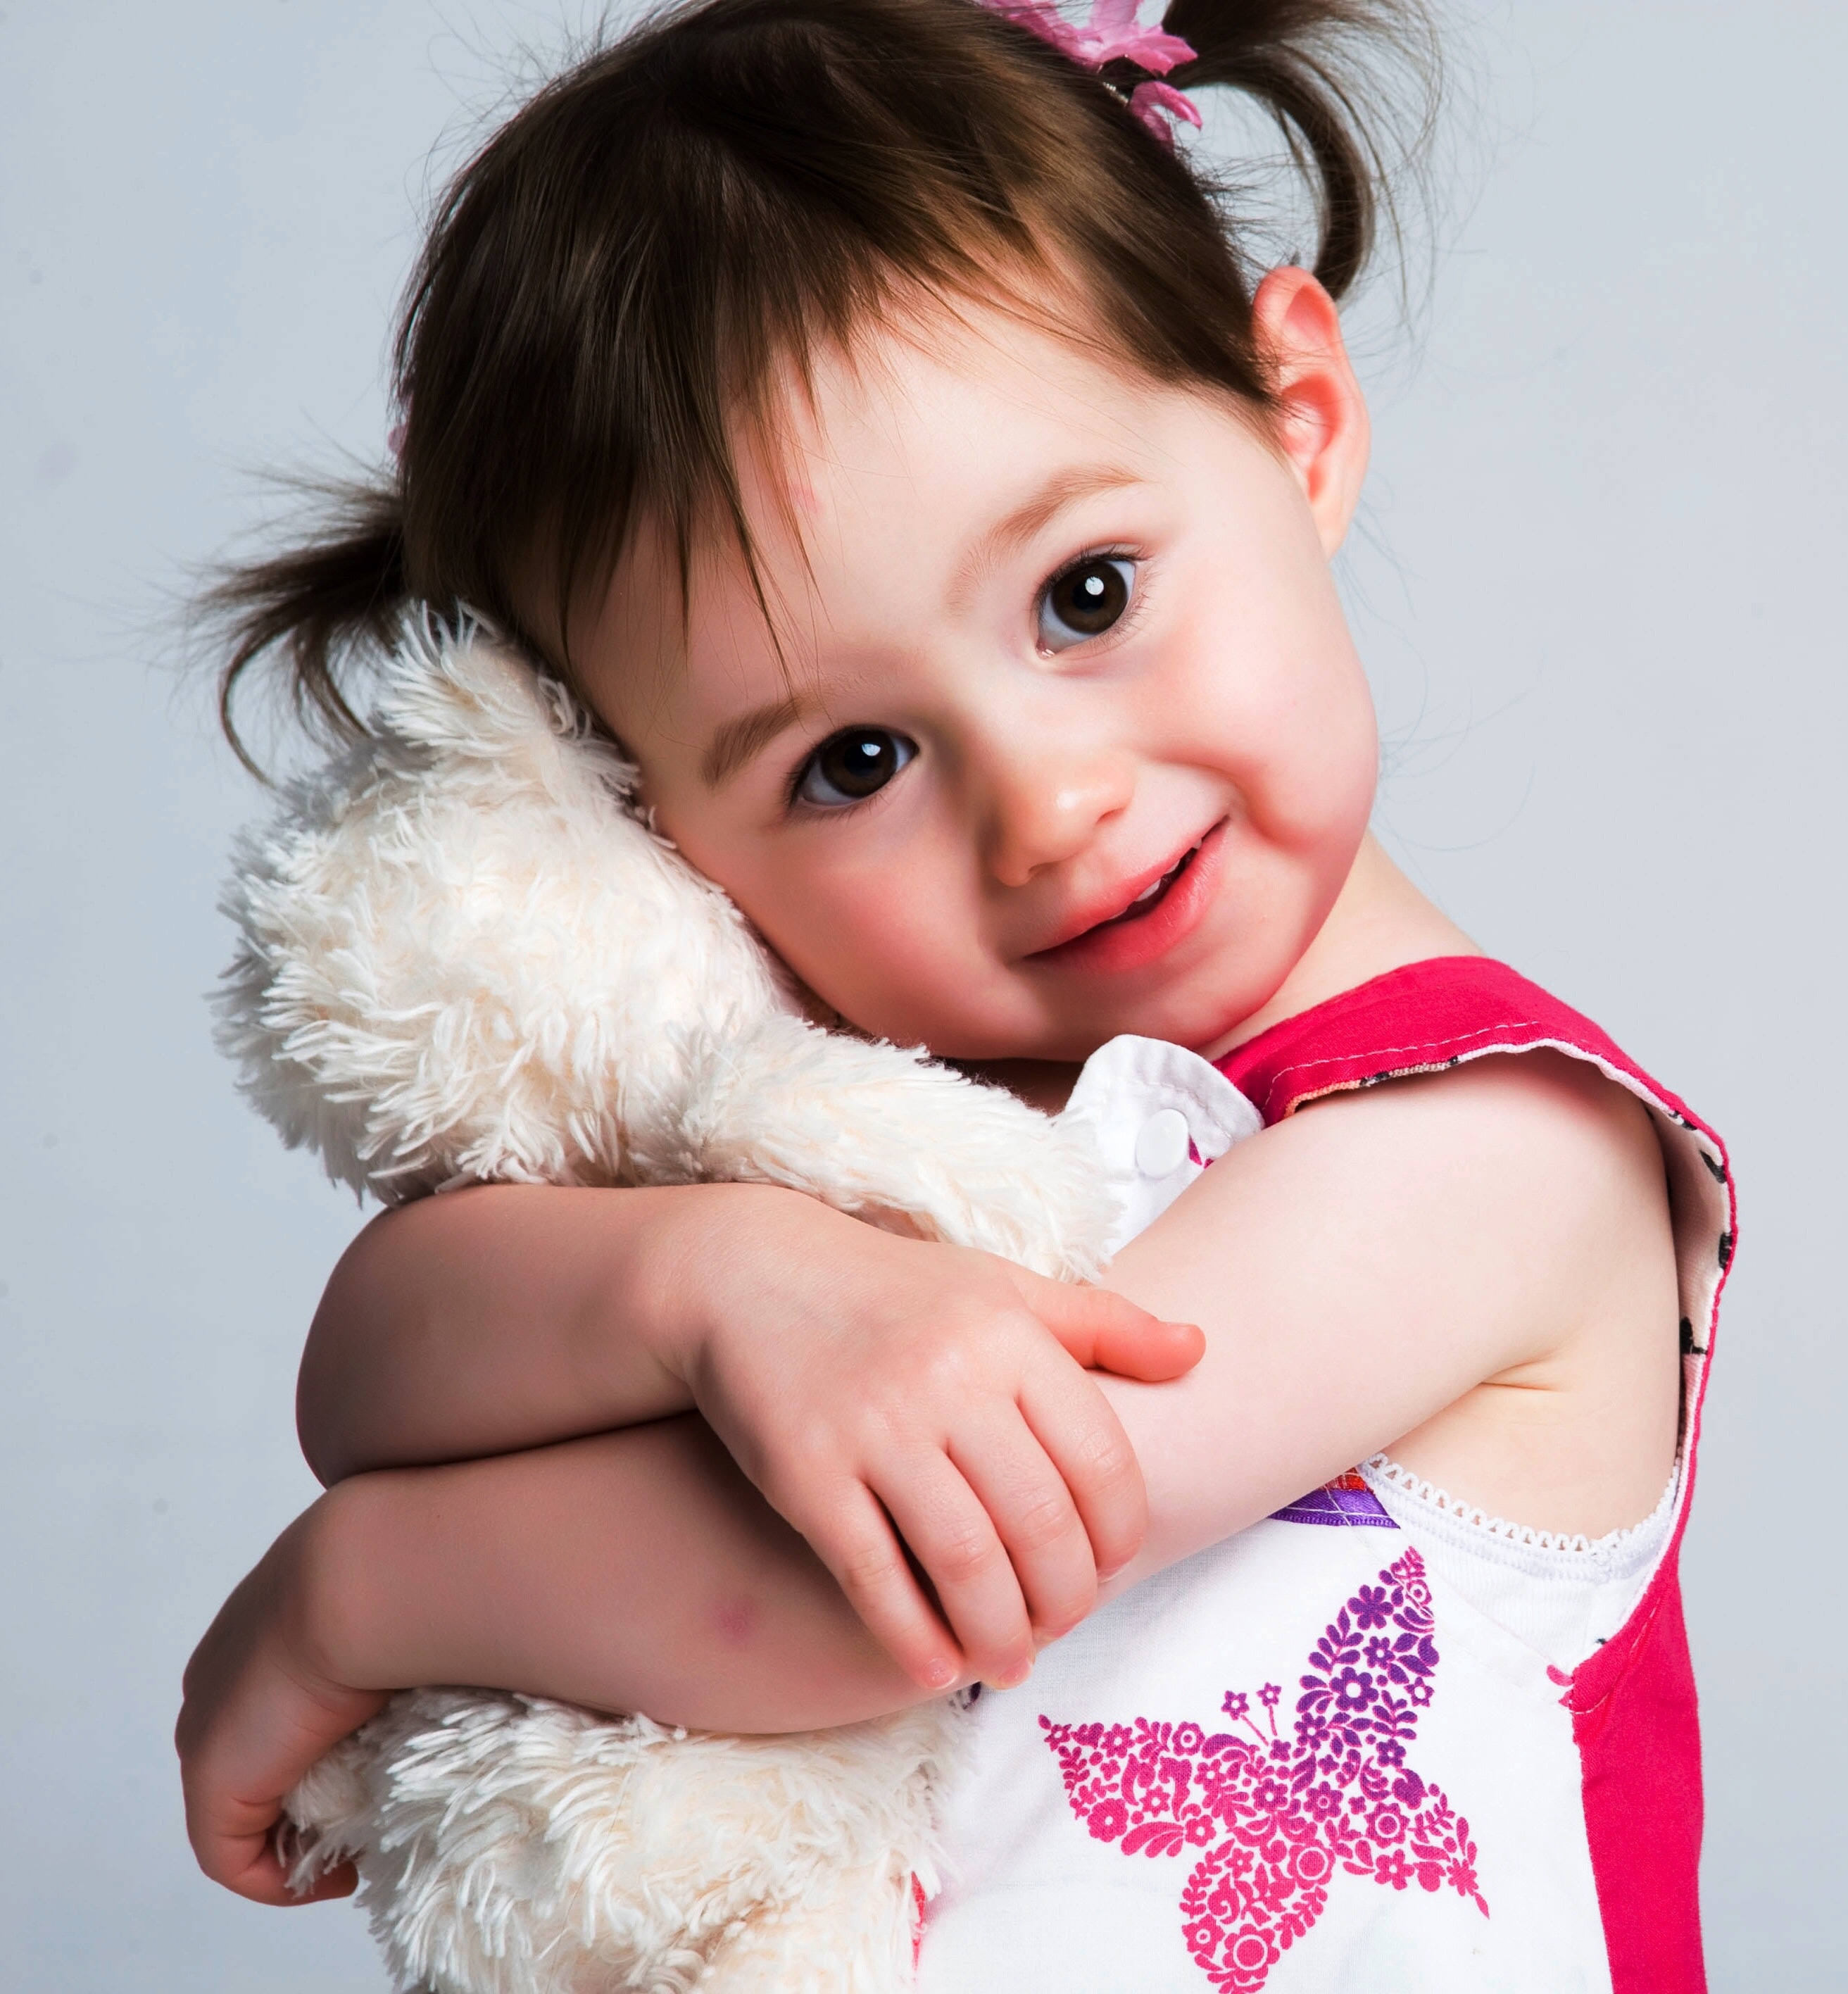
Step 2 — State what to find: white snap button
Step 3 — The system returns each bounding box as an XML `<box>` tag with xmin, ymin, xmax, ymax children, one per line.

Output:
<box><xmin>1133</xmin><ymin>1107</ymin><xmax>1191</xmax><ymax>1179</ymax></box>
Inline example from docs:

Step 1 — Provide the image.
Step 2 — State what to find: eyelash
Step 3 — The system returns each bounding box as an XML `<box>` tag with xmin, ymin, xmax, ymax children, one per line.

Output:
<box><xmin>783</xmin><ymin>739</ymin><xmax>903</xmax><ymax>818</ymax></box>
<box><xmin>1038</xmin><ymin>545</ymin><xmax>1150</xmax><ymax>653</ymax></box>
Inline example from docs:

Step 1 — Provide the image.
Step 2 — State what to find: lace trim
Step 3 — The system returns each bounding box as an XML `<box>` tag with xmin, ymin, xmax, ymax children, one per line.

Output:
<box><xmin>1359</xmin><ymin>1453</ymin><xmax>1680</xmax><ymax>1560</ymax></box>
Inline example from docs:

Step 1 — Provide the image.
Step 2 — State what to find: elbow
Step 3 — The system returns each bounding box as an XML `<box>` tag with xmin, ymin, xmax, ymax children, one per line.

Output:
<box><xmin>296</xmin><ymin>1399</ymin><xmax>356</xmax><ymax>1490</ymax></box>
<box><xmin>296</xmin><ymin>1208</ymin><xmax>413</xmax><ymax>1486</ymax></box>
<box><xmin>296</xmin><ymin>1329</ymin><xmax>361</xmax><ymax>1488</ymax></box>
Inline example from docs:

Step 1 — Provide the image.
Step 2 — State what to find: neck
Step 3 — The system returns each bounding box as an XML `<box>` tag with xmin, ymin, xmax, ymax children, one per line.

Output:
<box><xmin>1200</xmin><ymin>834</ymin><xmax>1478</xmax><ymax>1061</ymax></box>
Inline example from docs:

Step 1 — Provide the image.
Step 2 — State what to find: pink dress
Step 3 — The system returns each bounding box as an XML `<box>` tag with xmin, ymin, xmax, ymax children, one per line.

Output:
<box><xmin>916</xmin><ymin>958</ymin><xmax>1731</xmax><ymax>1994</ymax></box>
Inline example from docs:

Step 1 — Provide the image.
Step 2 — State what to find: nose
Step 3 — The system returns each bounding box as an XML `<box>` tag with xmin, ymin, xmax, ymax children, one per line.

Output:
<box><xmin>981</xmin><ymin>739</ymin><xmax>1136</xmax><ymax>889</ymax></box>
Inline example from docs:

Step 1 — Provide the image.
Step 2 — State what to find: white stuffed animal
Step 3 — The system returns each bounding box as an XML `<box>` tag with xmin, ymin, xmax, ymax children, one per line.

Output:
<box><xmin>215</xmin><ymin>613</ymin><xmax>1129</xmax><ymax>1994</ymax></box>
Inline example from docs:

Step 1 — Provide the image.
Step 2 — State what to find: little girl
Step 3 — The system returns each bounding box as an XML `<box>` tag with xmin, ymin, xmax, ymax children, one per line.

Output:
<box><xmin>177</xmin><ymin>1</ymin><xmax>1733</xmax><ymax>1988</ymax></box>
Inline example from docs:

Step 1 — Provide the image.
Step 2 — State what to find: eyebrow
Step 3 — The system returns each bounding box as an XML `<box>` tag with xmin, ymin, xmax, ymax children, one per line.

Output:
<box><xmin>953</xmin><ymin>464</ymin><xmax>1148</xmax><ymax>598</ymax></box>
<box><xmin>701</xmin><ymin>690</ymin><xmax>815</xmax><ymax>788</ymax></box>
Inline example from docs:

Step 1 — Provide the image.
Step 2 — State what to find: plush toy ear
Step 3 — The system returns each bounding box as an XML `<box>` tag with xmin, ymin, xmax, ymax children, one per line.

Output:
<box><xmin>215</xmin><ymin>613</ymin><xmax>793</xmax><ymax>1198</ymax></box>
<box><xmin>215</xmin><ymin>615</ymin><xmax>1114</xmax><ymax>1276</ymax></box>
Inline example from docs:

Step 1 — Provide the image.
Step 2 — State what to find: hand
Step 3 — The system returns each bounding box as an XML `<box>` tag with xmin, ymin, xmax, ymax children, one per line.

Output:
<box><xmin>175</xmin><ymin>1500</ymin><xmax>386</xmax><ymax>1905</ymax></box>
<box><xmin>651</xmin><ymin>1189</ymin><xmax>1204</xmax><ymax>1694</ymax></box>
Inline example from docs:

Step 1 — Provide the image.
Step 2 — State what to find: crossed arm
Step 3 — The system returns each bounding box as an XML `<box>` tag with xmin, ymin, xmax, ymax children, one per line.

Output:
<box><xmin>178</xmin><ymin>1051</ymin><xmax>1680</xmax><ymax>1902</ymax></box>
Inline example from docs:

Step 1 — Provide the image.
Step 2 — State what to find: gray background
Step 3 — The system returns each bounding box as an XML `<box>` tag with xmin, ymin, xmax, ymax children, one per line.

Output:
<box><xmin>1</xmin><ymin>3</ymin><xmax>1840</xmax><ymax>1987</ymax></box>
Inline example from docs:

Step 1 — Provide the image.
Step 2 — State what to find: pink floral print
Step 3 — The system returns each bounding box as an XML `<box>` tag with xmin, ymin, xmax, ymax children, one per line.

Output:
<box><xmin>1038</xmin><ymin>1548</ymin><xmax>1488</xmax><ymax>1990</ymax></box>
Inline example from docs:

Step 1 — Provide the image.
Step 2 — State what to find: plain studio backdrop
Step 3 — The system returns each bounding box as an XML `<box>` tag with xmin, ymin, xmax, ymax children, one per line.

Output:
<box><xmin>1</xmin><ymin>4</ymin><xmax>1840</xmax><ymax>1988</ymax></box>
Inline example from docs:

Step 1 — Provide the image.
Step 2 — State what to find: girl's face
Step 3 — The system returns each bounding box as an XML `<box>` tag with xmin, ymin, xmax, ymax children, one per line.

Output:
<box><xmin>577</xmin><ymin>271</ymin><xmax>1378</xmax><ymax>1062</ymax></box>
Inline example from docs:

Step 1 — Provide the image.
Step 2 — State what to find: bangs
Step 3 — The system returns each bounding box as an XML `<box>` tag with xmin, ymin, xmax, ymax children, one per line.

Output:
<box><xmin>392</xmin><ymin>0</ymin><xmax>1276</xmax><ymax>680</ymax></box>
<box><xmin>208</xmin><ymin>0</ymin><xmax>1434</xmax><ymax>769</ymax></box>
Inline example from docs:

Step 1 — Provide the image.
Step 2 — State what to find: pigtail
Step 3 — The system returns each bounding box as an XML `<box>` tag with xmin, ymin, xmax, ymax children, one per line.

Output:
<box><xmin>201</xmin><ymin>473</ymin><xmax>409</xmax><ymax>780</ymax></box>
<box><xmin>1155</xmin><ymin>0</ymin><xmax>1439</xmax><ymax>301</ymax></box>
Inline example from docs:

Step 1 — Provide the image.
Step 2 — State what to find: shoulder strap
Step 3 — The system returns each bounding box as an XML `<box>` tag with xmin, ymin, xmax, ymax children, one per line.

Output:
<box><xmin>1216</xmin><ymin>955</ymin><xmax>1675</xmax><ymax>1128</ymax></box>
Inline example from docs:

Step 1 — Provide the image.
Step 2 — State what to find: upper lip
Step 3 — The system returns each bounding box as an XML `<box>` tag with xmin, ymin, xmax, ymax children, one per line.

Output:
<box><xmin>1024</xmin><ymin>826</ymin><xmax>1214</xmax><ymax>957</ymax></box>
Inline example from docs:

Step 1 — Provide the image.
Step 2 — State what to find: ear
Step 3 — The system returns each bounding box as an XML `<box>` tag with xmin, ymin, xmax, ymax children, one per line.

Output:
<box><xmin>1249</xmin><ymin>268</ymin><xmax>1370</xmax><ymax>557</ymax></box>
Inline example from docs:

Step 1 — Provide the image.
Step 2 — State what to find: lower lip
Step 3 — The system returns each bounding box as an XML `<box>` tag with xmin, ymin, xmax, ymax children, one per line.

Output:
<box><xmin>1029</xmin><ymin>820</ymin><xmax>1229</xmax><ymax>976</ymax></box>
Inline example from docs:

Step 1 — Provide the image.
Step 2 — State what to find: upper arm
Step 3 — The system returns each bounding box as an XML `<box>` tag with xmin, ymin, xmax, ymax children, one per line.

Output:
<box><xmin>1098</xmin><ymin>1049</ymin><xmax>1679</xmax><ymax>1579</ymax></box>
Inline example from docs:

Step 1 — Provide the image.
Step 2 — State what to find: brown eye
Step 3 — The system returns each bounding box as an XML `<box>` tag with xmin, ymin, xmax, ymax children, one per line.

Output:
<box><xmin>795</xmin><ymin>727</ymin><xmax>916</xmax><ymax>808</ymax></box>
<box><xmin>1039</xmin><ymin>556</ymin><xmax>1135</xmax><ymax>650</ymax></box>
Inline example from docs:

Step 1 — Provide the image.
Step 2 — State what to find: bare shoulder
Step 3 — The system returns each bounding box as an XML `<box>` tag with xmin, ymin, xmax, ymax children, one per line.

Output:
<box><xmin>1298</xmin><ymin>1049</ymin><xmax>1681</xmax><ymax>1535</ymax></box>
<box><xmin>1348</xmin><ymin>1046</ymin><xmax>1671</xmax><ymax>1239</ymax></box>
<box><xmin>1214</xmin><ymin>1043</ymin><xmax>1672</xmax><ymax>1272</ymax></box>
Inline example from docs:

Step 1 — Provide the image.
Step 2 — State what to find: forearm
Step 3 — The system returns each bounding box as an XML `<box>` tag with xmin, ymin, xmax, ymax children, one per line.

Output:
<box><xmin>303</xmin><ymin>1415</ymin><xmax>929</xmax><ymax>1732</ymax></box>
<box><xmin>299</xmin><ymin>1181</ymin><xmax>789</xmax><ymax>1484</ymax></box>
<box><xmin>1095</xmin><ymin>1164</ymin><xmax>1467</xmax><ymax>1583</ymax></box>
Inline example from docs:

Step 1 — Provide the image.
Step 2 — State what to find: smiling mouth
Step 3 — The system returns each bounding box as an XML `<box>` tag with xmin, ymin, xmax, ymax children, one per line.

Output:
<box><xmin>1025</xmin><ymin>819</ymin><xmax>1226</xmax><ymax>965</ymax></box>
<box><xmin>1096</xmin><ymin>835</ymin><xmax>1205</xmax><ymax>928</ymax></box>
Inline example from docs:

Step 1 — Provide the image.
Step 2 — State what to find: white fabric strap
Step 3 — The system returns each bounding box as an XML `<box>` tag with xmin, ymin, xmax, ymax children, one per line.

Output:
<box><xmin>1059</xmin><ymin>1034</ymin><xmax>1262</xmax><ymax>1258</ymax></box>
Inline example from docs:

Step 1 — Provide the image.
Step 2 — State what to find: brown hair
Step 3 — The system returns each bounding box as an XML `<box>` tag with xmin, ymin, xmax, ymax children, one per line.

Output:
<box><xmin>205</xmin><ymin>0</ymin><xmax>1435</xmax><ymax>772</ymax></box>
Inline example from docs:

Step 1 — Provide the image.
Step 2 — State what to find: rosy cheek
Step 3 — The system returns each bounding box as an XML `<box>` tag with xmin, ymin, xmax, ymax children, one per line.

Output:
<box><xmin>760</xmin><ymin>870</ymin><xmax>976</xmax><ymax>1039</ymax></box>
<box><xmin>1221</xmin><ymin>643</ymin><xmax>1374</xmax><ymax>847</ymax></box>
<box><xmin>781</xmin><ymin>877</ymin><xmax>919</xmax><ymax>987</ymax></box>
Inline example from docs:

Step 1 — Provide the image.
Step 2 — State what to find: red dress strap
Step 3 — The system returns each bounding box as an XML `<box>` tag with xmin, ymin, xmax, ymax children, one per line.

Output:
<box><xmin>1214</xmin><ymin>955</ymin><xmax>1706</xmax><ymax>1136</ymax></box>
<box><xmin>1217</xmin><ymin>953</ymin><xmax>1734</xmax><ymax>1994</ymax></box>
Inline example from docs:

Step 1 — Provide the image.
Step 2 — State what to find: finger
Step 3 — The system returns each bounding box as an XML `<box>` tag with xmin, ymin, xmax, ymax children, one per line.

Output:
<box><xmin>183</xmin><ymin>1760</ymin><xmax>362</xmax><ymax>1905</ymax></box>
<box><xmin>177</xmin><ymin>1667</ymin><xmax>383</xmax><ymax>1907</ymax></box>
<box><xmin>947</xmin><ymin>1407</ymin><xmax>1097</xmax><ymax>1643</ymax></box>
<box><xmin>872</xmin><ymin>1455</ymin><xmax>1037</xmax><ymax>1688</ymax></box>
<box><xmin>1017</xmin><ymin>1357</ymin><xmax>1148</xmax><ymax>1581</ymax></box>
<box><xmin>186</xmin><ymin>1814</ymin><xmax>339</xmax><ymax>1907</ymax></box>
<box><xmin>180</xmin><ymin>1759</ymin><xmax>284</xmax><ymax>1893</ymax></box>
<box><xmin>205</xmin><ymin>1833</ymin><xmax>293</xmax><ymax>1904</ymax></box>
<box><xmin>805</xmin><ymin>1481</ymin><xmax>963</xmax><ymax>1692</ymax></box>
<box><xmin>1010</xmin><ymin>1274</ymin><xmax>1205</xmax><ymax>1381</ymax></box>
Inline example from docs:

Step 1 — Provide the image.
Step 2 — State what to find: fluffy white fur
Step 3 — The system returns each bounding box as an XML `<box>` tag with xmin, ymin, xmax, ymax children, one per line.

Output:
<box><xmin>284</xmin><ymin>1693</ymin><xmax>961</xmax><ymax>1994</ymax></box>
<box><xmin>217</xmin><ymin>616</ymin><xmax>1119</xmax><ymax>1993</ymax></box>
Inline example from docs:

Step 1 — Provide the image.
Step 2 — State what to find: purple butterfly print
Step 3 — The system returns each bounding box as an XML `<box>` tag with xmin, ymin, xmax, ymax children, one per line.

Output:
<box><xmin>1038</xmin><ymin>1548</ymin><xmax>1488</xmax><ymax>1991</ymax></box>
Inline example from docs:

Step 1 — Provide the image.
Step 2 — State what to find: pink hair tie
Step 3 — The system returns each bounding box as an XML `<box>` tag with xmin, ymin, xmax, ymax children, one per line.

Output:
<box><xmin>984</xmin><ymin>0</ymin><xmax>1203</xmax><ymax>144</ymax></box>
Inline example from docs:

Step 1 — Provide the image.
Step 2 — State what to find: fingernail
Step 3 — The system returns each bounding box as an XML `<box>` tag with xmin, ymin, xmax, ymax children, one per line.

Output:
<box><xmin>988</xmin><ymin>1657</ymin><xmax>1033</xmax><ymax>1691</ymax></box>
<box><xmin>920</xmin><ymin>1657</ymin><xmax>957</xmax><ymax>1690</ymax></box>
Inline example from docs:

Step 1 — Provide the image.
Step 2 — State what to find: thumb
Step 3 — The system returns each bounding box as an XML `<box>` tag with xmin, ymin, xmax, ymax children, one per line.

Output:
<box><xmin>1012</xmin><ymin>1273</ymin><xmax>1205</xmax><ymax>1381</ymax></box>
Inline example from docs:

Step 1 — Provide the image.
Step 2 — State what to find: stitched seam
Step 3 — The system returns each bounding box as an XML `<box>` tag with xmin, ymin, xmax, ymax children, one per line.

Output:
<box><xmin>1244</xmin><ymin>1019</ymin><xmax>1546</xmax><ymax>1118</ymax></box>
<box><xmin>1562</xmin><ymin>1589</ymin><xmax>1668</xmax><ymax>1718</ymax></box>
<box><xmin>1362</xmin><ymin>1453</ymin><xmax>1680</xmax><ymax>1562</ymax></box>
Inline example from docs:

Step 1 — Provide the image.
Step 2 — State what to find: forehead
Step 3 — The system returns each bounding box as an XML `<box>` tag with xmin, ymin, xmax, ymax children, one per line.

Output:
<box><xmin>761</xmin><ymin>301</ymin><xmax>1176</xmax><ymax>522</ymax></box>
<box><xmin>583</xmin><ymin>298</ymin><xmax>1255</xmax><ymax>736</ymax></box>
<box><xmin>719</xmin><ymin>308</ymin><xmax>1196</xmax><ymax>620</ymax></box>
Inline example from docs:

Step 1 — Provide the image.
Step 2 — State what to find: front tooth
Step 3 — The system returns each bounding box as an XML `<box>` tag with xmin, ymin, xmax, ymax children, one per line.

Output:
<box><xmin>1133</xmin><ymin>876</ymin><xmax>1165</xmax><ymax>904</ymax></box>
